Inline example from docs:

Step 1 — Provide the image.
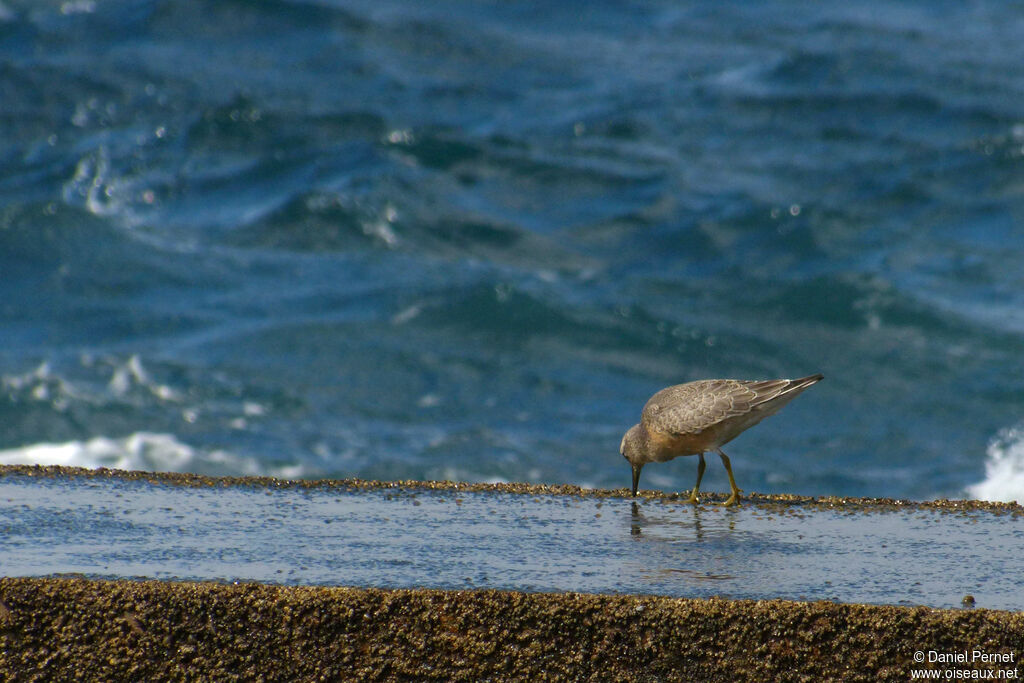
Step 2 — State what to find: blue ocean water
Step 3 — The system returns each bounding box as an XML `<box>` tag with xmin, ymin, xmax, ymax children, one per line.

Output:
<box><xmin>1</xmin><ymin>0</ymin><xmax>1023</xmax><ymax>501</ymax></box>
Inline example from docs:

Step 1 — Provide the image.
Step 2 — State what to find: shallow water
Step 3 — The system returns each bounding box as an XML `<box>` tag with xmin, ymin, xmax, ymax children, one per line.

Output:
<box><xmin>2</xmin><ymin>474</ymin><xmax>1020</xmax><ymax>610</ymax></box>
<box><xmin>2</xmin><ymin>1</ymin><xmax>1024</xmax><ymax>501</ymax></box>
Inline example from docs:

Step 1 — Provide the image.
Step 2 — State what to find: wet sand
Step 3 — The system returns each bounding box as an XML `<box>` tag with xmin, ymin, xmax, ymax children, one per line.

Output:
<box><xmin>1</xmin><ymin>576</ymin><xmax>1022</xmax><ymax>682</ymax></box>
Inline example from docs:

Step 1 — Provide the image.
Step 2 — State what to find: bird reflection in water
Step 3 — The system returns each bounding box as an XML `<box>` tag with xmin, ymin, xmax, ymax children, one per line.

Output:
<box><xmin>627</xmin><ymin>501</ymin><xmax>738</xmax><ymax>583</ymax></box>
<box><xmin>630</xmin><ymin>502</ymin><xmax>642</xmax><ymax>536</ymax></box>
<box><xmin>629</xmin><ymin>501</ymin><xmax>740</xmax><ymax>540</ymax></box>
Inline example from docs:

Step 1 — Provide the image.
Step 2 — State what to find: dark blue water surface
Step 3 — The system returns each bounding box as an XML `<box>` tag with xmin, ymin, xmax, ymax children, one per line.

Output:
<box><xmin>2</xmin><ymin>0</ymin><xmax>1024</xmax><ymax>500</ymax></box>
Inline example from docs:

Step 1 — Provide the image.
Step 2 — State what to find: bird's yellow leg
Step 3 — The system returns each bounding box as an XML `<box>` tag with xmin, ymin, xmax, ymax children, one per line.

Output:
<box><xmin>716</xmin><ymin>449</ymin><xmax>743</xmax><ymax>506</ymax></box>
<box><xmin>688</xmin><ymin>453</ymin><xmax>706</xmax><ymax>504</ymax></box>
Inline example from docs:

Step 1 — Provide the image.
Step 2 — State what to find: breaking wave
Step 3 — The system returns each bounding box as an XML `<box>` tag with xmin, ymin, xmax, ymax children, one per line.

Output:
<box><xmin>0</xmin><ymin>432</ymin><xmax>305</xmax><ymax>479</ymax></box>
<box><xmin>966</xmin><ymin>426</ymin><xmax>1024</xmax><ymax>503</ymax></box>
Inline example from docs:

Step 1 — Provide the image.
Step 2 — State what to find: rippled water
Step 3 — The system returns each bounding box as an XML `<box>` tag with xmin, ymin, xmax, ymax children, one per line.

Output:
<box><xmin>2</xmin><ymin>1</ymin><xmax>1024</xmax><ymax>500</ymax></box>
<box><xmin>2</xmin><ymin>473</ymin><xmax>1022</xmax><ymax>610</ymax></box>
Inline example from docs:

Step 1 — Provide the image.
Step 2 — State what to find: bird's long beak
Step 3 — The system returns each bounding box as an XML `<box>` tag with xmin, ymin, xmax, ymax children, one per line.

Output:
<box><xmin>631</xmin><ymin>464</ymin><xmax>642</xmax><ymax>497</ymax></box>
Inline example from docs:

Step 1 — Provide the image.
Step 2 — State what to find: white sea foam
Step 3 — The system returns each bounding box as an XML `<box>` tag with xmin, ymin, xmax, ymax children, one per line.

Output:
<box><xmin>3</xmin><ymin>355</ymin><xmax>181</xmax><ymax>409</ymax></box>
<box><xmin>107</xmin><ymin>354</ymin><xmax>179</xmax><ymax>400</ymax></box>
<box><xmin>0</xmin><ymin>432</ymin><xmax>305</xmax><ymax>479</ymax></box>
<box><xmin>966</xmin><ymin>426</ymin><xmax>1024</xmax><ymax>503</ymax></box>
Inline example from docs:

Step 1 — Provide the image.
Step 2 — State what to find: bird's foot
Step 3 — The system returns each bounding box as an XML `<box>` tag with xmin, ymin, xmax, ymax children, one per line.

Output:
<box><xmin>721</xmin><ymin>490</ymin><xmax>743</xmax><ymax>507</ymax></box>
<box><xmin>686</xmin><ymin>491</ymin><xmax>700</xmax><ymax>505</ymax></box>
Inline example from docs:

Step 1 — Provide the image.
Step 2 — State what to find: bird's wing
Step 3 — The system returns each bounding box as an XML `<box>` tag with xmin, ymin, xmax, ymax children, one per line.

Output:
<box><xmin>642</xmin><ymin>379</ymin><xmax>797</xmax><ymax>436</ymax></box>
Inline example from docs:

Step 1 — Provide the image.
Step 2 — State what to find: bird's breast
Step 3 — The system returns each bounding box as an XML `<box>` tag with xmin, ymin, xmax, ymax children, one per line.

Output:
<box><xmin>646</xmin><ymin>428</ymin><xmax>708</xmax><ymax>462</ymax></box>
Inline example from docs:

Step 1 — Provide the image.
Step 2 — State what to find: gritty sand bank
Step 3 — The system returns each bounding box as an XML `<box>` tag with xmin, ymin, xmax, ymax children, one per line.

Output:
<box><xmin>1</xmin><ymin>577</ymin><xmax>1022</xmax><ymax>682</ymax></box>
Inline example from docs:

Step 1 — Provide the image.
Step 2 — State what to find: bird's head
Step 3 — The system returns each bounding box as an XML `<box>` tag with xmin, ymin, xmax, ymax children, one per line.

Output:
<box><xmin>621</xmin><ymin>424</ymin><xmax>645</xmax><ymax>496</ymax></box>
<box><xmin>620</xmin><ymin>423</ymin><xmax>644</xmax><ymax>466</ymax></box>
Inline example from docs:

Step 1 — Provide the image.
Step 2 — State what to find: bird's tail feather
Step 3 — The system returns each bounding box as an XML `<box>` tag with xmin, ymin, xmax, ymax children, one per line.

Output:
<box><xmin>747</xmin><ymin>373</ymin><xmax>823</xmax><ymax>411</ymax></box>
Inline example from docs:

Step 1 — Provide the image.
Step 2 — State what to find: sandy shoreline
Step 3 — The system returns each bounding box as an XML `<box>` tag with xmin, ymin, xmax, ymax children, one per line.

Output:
<box><xmin>1</xmin><ymin>577</ymin><xmax>1021</xmax><ymax>682</ymax></box>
